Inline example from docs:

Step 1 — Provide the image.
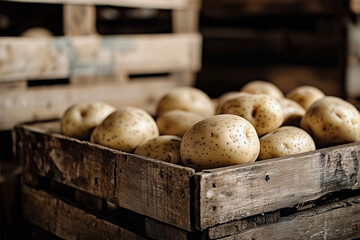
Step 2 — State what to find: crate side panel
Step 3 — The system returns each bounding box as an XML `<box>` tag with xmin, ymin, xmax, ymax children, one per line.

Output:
<box><xmin>221</xmin><ymin>195</ymin><xmax>360</xmax><ymax>240</ymax></box>
<box><xmin>196</xmin><ymin>142</ymin><xmax>360</xmax><ymax>230</ymax></box>
<box><xmin>22</xmin><ymin>185</ymin><xmax>147</xmax><ymax>240</ymax></box>
<box><xmin>18</xmin><ymin>124</ymin><xmax>195</xmax><ymax>231</ymax></box>
<box><xmin>115</xmin><ymin>154</ymin><xmax>195</xmax><ymax>231</ymax></box>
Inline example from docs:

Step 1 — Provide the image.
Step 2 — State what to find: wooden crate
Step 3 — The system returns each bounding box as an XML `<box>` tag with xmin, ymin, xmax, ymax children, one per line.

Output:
<box><xmin>14</xmin><ymin>121</ymin><xmax>360</xmax><ymax>239</ymax></box>
<box><xmin>0</xmin><ymin>0</ymin><xmax>202</xmax><ymax>131</ymax></box>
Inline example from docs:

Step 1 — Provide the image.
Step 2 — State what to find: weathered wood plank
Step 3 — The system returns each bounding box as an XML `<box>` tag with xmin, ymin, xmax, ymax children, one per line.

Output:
<box><xmin>3</xmin><ymin>0</ymin><xmax>194</xmax><ymax>10</ymax></box>
<box><xmin>195</xmin><ymin>142</ymin><xmax>360</xmax><ymax>230</ymax></box>
<box><xmin>221</xmin><ymin>195</ymin><xmax>360</xmax><ymax>240</ymax></box>
<box><xmin>0</xmin><ymin>78</ymin><xmax>178</xmax><ymax>130</ymax></box>
<box><xmin>0</xmin><ymin>33</ymin><xmax>201</xmax><ymax>82</ymax></box>
<box><xmin>206</xmin><ymin>211</ymin><xmax>280</xmax><ymax>239</ymax></box>
<box><xmin>63</xmin><ymin>4</ymin><xmax>96</xmax><ymax>35</ymax></box>
<box><xmin>17</xmin><ymin>123</ymin><xmax>195</xmax><ymax>230</ymax></box>
<box><xmin>22</xmin><ymin>185</ymin><xmax>147</xmax><ymax>240</ymax></box>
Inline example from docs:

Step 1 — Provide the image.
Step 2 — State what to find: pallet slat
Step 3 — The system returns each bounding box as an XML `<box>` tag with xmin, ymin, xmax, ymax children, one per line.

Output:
<box><xmin>16</xmin><ymin>124</ymin><xmax>196</xmax><ymax>231</ymax></box>
<box><xmin>195</xmin><ymin>142</ymin><xmax>360</xmax><ymax>230</ymax></box>
<box><xmin>0</xmin><ymin>78</ymin><xmax>178</xmax><ymax>130</ymax></box>
<box><xmin>3</xmin><ymin>0</ymin><xmax>196</xmax><ymax>10</ymax></box>
<box><xmin>0</xmin><ymin>33</ymin><xmax>202</xmax><ymax>82</ymax></box>
<box><xmin>22</xmin><ymin>185</ymin><xmax>147</xmax><ymax>240</ymax></box>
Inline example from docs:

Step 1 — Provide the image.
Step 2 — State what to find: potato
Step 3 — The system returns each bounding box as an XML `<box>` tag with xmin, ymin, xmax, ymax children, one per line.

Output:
<box><xmin>286</xmin><ymin>85</ymin><xmax>325</xmax><ymax>110</ymax></box>
<box><xmin>156</xmin><ymin>110</ymin><xmax>204</xmax><ymax>137</ymax></box>
<box><xmin>240</xmin><ymin>80</ymin><xmax>284</xmax><ymax>100</ymax></box>
<box><xmin>21</xmin><ymin>27</ymin><xmax>53</xmax><ymax>38</ymax></box>
<box><xmin>259</xmin><ymin>126</ymin><xmax>316</xmax><ymax>160</ymax></box>
<box><xmin>218</xmin><ymin>94</ymin><xmax>284</xmax><ymax>136</ymax></box>
<box><xmin>156</xmin><ymin>87</ymin><xmax>214</xmax><ymax>117</ymax></box>
<box><xmin>134</xmin><ymin>135</ymin><xmax>182</xmax><ymax>164</ymax></box>
<box><xmin>279</xmin><ymin>98</ymin><xmax>305</xmax><ymax>126</ymax></box>
<box><xmin>90</xmin><ymin>107</ymin><xmax>159</xmax><ymax>152</ymax></box>
<box><xmin>300</xmin><ymin>96</ymin><xmax>360</xmax><ymax>147</ymax></box>
<box><xmin>215</xmin><ymin>91</ymin><xmax>249</xmax><ymax>114</ymax></box>
<box><xmin>180</xmin><ymin>114</ymin><xmax>260</xmax><ymax>170</ymax></box>
<box><xmin>61</xmin><ymin>101</ymin><xmax>116</xmax><ymax>140</ymax></box>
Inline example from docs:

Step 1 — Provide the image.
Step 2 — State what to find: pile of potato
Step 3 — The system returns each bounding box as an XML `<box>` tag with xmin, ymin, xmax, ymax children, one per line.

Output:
<box><xmin>60</xmin><ymin>81</ymin><xmax>360</xmax><ymax>171</ymax></box>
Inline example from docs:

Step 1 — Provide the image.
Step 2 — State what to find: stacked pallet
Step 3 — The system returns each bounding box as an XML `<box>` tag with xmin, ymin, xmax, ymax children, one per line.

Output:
<box><xmin>0</xmin><ymin>0</ymin><xmax>202</xmax><ymax>131</ymax></box>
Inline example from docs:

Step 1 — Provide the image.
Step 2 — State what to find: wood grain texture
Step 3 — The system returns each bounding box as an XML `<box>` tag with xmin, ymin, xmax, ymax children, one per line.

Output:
<box><xmin>17</xmin><ymin>123</ymin><xmax>195</xmax><ymax>230</ymax></box>
<box><xmin>195</xmin><ymin>142</ymin><xmax>360</xmax><ymax>230</ymax></box>
<box><xmin>206</xmin><ymin>211</ymin><xmax>280</xmax><ymax>239</ymax></box>
<box><xmin>22</xmin><ymin>185</ymin><xmax>147</xmax><ymax>240</ymax></box>
<box><xmin>221</xmin><ymin>195</ymin><xmax>360</xmax><ymax>240</ymax></box>
<box><xmin>0</xmin><ymin>78</ymin><xmax>178</xmax><ymax>130</ymax></box>
<box><xmin>0</xmin><ymin>33</ymin><xmax>201</xmax><ymax>82</ymax></box>
<box><xmin>63</xmin><ymin>4</ymin><xmax>96</xmax><ymax>35</ymax></box>
<box><xmin>3</xmin><ymin>0</ymin><xmax>195</xmax><ymax>10</ymax></box>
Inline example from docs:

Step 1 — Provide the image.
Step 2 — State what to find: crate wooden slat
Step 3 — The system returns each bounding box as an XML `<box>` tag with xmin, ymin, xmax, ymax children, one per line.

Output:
<box><xmin>15</xmin><ymin>122</ymin><xmax>196</xmax><ymax>231</ymax></box>
<box><xmin>195</xmin><ymin>142</ymin><xmax>360</xmax><ymax>230</ymax></box>
<box><xmin>0</xmin><ymin>34</ymin><xmax>201</xmax><ymax>82</ymax></box>
<box><xmin>3</xmin><ymin>0</ymin><xmax>198</xmax><ymax>10</ymax></box>
<box><xmin>207</xmin><ymin>195</ymin><xmax>360</xmax><ymax>240</ymax></box>
<box><xmin>22</xmin><ymin>185</ymin><xmax>148</xmax><ymax>240</ymax></box>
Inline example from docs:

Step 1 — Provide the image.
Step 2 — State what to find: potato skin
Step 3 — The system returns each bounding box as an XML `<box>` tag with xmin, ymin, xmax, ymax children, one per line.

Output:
<box><xmin>259</xmin><ymin>126</ymin><xmax>316</xmax><ymax>160</ymax></box>
<box><xmin>180</xmin><ymin>114</ymin><xmax>260</xmax><ymax>171</ymax></box>
<box><xmin>240</xmin><ymin>80</ymin><xmax>284</xmax><ymax>100</ymax></box>
<box><xmin>61</xmin><ymin>101</ymin><xmax>116</xmax><ymax>140</ymax></box>
<box><xmin>156</xmin><ymin>87</ymin><xmax>215</xmax><ymax>117</ymax></box>
<box><xmin>134</xmin><ymin>135</ymin><xmax>182</xmax><ymax>164</ymax></box>
<box><xmin>286</xmin><ymin>85</ymin><xmax>325</xmax><ymax>110</ymax></box>
<box><xmin>300</xmin><ymin>96</ymin><xmax>360</xmax><ymax>147</ymax></box>
<box><xmin>156</xmin><ymin>110</ymin><xmax>204</xmax><ymax>137</ymax></box>
<box><xmin>219</xmin><ymin>94</ymin><xmax>284</xmax><ymax>136</ymax></box>
<box><xmin>90</xmin><ymin>107</ymin><xmax>159</xmax><ymax>152</ymax></box>
<box><xmin>215</xmin><ymin>92</ymin><xmax>249</xmax><ymax>114</ymax></box>
<box><xmin>279</xmin><ymin>98</ymin><xmax>305</xmax><ymax>127</ymax></box>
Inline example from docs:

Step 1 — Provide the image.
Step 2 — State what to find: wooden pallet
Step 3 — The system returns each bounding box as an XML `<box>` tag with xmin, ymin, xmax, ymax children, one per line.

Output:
<box><xmin>0</xmin><ymin>0</ymin><xmax>202</xmax><ymax>131</ymax></box>
<box><xmin>14</xmin><ymin>121</ymin><xmax>360</xmax><ymax>239</ymax></box>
